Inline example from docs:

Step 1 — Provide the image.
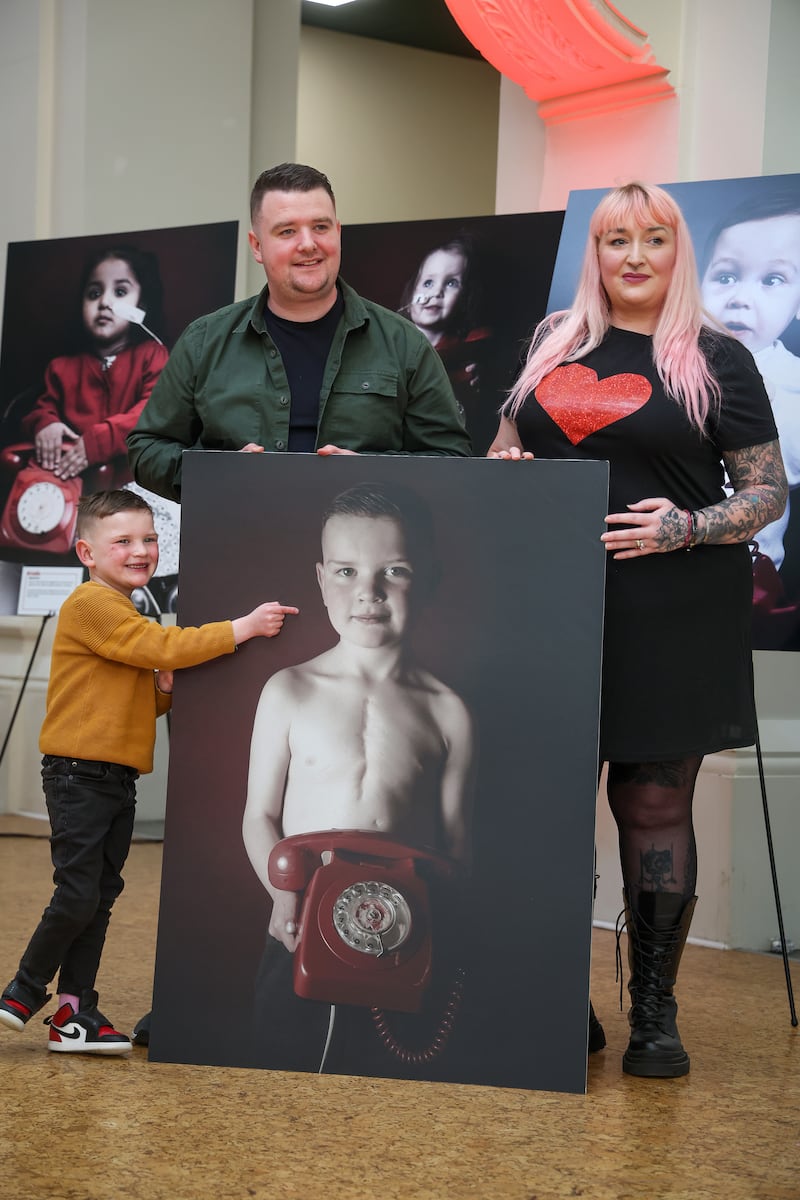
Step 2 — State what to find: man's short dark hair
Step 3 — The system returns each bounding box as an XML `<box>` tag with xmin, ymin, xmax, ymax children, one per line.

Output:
<box><xmin>77</xmin><ymin>490</ymin><xmax>153</xmax><ymax>539</ymax></box>
<box><xmin>322</xmin><ymin>482</ymin><xmax>438</xmax><ymax>588</ymax></box>
<box><xmin>250</xmin><ymin>163</ymin><xmax>336</xmax><ymax>225</ymax></box>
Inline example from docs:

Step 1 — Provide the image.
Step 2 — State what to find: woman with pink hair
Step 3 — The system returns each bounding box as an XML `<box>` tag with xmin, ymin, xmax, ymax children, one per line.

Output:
<box><xmin>490</xmin><ymin>183</ymin><xmax>787</xmax><ymax>1078</ymax></box>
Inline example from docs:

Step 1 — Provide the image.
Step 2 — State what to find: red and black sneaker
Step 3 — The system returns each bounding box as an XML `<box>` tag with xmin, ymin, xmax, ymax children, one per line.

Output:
<box><xmin>0</xmin><ymin>979</ymin><xmax>50</xmax><ymax>1032</ymax></box>
<box><xmin>45</xmin><ymin>991</ymin><xmax>131</xmax><ymax>1055</ymax></box>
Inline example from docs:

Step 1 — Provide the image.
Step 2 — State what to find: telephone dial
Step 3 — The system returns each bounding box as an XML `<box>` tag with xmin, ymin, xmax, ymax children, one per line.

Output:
<box><xmin>268</xmin><ymin>830</ymin><xmax>459</xmax><ymax>1013</ymax></box>
<box><xmin>0</xmin><ymin>461</ymin><xmax>82</xmax><ymax>555</ymax></box>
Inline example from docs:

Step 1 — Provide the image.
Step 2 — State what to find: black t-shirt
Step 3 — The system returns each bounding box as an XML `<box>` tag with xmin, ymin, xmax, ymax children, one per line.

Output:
<box><xmin>263</xmin><ymin>291</ymin><xmax>345</xmax><ymax>452</ymax></box>
<box><xmin>516</xmin><ymin>326</ymin><xmax>777</xmax><ymax>516</ymax></box>
<box><xmin>515</xmin><ymin>326</ymin><xmax>778</xmax><ymax>760</ymax></box>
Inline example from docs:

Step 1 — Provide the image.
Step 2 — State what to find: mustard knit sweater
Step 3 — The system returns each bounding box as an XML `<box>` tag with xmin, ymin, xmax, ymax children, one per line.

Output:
<box><xmin>40</xmin><ymin>581</ymin><xmax>235</xmax><ymax>772</ymax></box>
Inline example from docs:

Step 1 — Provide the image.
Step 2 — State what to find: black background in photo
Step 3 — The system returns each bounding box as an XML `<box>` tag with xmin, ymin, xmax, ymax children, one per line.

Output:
<box><xmin>343</xmin><ymin>211</ymin><xmax>565</xmax><ymax>455</ymax></box>
<box><xmin>149</xmin><ymin>451</ymin><xmax>608</xmax><ymax>1095</ymax></box>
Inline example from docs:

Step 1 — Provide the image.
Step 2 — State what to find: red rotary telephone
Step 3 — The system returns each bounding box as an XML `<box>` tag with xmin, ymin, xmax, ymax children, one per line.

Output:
<box><xmin>267</xmin><ymin>830</ymin><xmax>459</xmax><ymax>1013</ymax></box>
<box><xmin>0</xmin><ymin>459</ymin><xmax>82</xmax><ymax>555</ymax></box>
<box><xmin>0</xmin><ymin>442</ymin><xmax>122</xmax><ymax>555</ymax></box>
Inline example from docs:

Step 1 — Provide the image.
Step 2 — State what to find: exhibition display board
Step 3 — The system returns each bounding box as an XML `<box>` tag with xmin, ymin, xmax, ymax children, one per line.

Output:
<box><xmin>149</xmin><ymin>451</ymin><xmax>608</xmax><ymax>1094</ymax></box>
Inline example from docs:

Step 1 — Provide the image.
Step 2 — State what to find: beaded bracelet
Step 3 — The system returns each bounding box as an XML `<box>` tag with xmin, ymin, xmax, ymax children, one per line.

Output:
<box><xmin>681</xmin><ymin>509</ymin><xmax>693</xmax><ymax>550</ymax></box>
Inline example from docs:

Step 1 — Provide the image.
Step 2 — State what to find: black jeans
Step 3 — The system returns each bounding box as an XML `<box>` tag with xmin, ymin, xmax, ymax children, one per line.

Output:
<box><xmin>15</xmin><ymin>756</ymin><xmax>137</xmax><ymax>1000</ymax></box>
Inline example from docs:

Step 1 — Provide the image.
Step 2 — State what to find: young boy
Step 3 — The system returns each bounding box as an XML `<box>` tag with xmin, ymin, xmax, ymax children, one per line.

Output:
<box><xmin>242</xmin><ymin>481</ymin><xmax>473</xmax><ymax>1075</ymax></box>
<box><xmin>702</xmin><ymin>192</ymin><xmax>800</xmax><ymax>569</ymax></box>
<box><xmin>0</xmin><ymin>490</ymin><xmax>297</xmax><ymax>1054</ymax></box>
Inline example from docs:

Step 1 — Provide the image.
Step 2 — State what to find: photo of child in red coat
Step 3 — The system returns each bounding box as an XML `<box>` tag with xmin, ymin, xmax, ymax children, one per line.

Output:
<box><xmin>20</xmin><ymin>244</ymin><xmax>168</xmax><ymax>491</ymax></box>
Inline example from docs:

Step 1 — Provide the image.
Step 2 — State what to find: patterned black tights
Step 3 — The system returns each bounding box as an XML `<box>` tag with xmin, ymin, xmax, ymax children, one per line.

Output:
<box><xmin>605</xmin><ymin>755</ymin><xmax>703</xmax><ymax>904</ymax></box>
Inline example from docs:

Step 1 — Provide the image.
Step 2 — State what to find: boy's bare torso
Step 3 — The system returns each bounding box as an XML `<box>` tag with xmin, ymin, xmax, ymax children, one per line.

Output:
<box><xmin>277</xmin><ymin>647</ymin><xmax>457</xmax><ymax>848</ymax></box>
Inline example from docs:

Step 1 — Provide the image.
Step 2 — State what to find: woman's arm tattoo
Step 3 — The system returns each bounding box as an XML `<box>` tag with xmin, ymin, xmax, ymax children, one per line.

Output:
<box><xmin>699</xmin><ymin>440</ymin><xmax>788</xmax><ymax>545</ymax></box>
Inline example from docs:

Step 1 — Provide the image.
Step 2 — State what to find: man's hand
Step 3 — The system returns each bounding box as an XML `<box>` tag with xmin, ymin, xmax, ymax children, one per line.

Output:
<box><xmin>269</xmin><ymin>889</ymin><xmax>300</xmax><ymax>952</ymax></box>
<box><xmin>317</xmin><ymin>444</ymin><xmax>358</xmax><ymax>456</ymax></box>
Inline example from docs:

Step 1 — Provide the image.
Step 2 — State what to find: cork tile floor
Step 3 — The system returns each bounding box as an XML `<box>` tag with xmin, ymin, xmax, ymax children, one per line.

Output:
<box><xmin>0</xmin><ymin>831</ymin><xmax>797</xmax><ymax>1200</ymax></box>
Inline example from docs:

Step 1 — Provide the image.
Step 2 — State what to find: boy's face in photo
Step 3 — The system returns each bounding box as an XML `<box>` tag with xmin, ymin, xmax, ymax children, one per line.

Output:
<box><xmin>316</xmin><ymin>514</ymin><xmax>417</xmax><ymax>649</ymax></box>
<box><xmin>76</xmin><ymin>510</ymin><xmax>159</xmax><ymax>597</ymax></box>
<box><xmin>702</xmin><ymin>213</ymin><xmax>800</xmax><ymax>352</ymax></box>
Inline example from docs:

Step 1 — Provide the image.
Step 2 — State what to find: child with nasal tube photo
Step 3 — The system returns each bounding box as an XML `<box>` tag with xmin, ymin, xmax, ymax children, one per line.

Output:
<box><xmin>19</xmin><ymin>244</ymin><xmax>168</xmax><ymax>491</ymax></box>
<box><xmin>242</xmin><ymin>481</ymin><xmax>476</xmax><ymax>1080</ymax></box>
<box><xmin>0</xmin><ymin>244</ymin><xmax>181</xmax><ymax>604</ymax></box>
<box><xmin>0</xmin><ymin>245</ymin><xmax>167</xmax><ymax>535</ymax></box>
<box><xmin>398</xmin><ymin>236</ymin><xmax>494</xmax><ymax>451</ymax></box>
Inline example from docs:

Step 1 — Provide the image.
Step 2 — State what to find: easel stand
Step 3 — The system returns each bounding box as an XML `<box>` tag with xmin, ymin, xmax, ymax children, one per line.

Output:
<box><xmin>0</xmin><ymin>612</ymin><xmax>52</xmax><ymax>771</ymax></box>
<box><xmin>754</xmin><ymin>720</ymin><xmax>798</xmax><ymax>1026</ymax></box>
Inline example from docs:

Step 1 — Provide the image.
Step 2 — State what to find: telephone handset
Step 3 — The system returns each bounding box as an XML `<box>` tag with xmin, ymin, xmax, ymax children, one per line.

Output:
<box><xmin>268</xmin><ymin>830</ymin><xmax>459</xmax><ymax>1013</ymax></box>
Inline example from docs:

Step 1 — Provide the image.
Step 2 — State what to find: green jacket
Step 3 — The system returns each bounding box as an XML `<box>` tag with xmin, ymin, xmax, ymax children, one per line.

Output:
<box><xmin>127</xmin><ymin>280</ymin><xmax>471</xmax><ymax>501</ymax></box>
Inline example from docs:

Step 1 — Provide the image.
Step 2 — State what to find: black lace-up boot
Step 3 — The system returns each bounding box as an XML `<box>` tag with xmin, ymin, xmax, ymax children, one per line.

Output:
<box><xmin>588</xmin><ymin>1001</ymin><xmax>606</xmax><ymax>1053</ymax></box>
<box><xmin>588</xmin><ymin>864</ymin><xmax>605</xmax><ymax>1053</ymax></box>
<box><xmin>622</xmin><ymin>890</ymin><xmax>696</xmax><ymax>1078</ymax></box>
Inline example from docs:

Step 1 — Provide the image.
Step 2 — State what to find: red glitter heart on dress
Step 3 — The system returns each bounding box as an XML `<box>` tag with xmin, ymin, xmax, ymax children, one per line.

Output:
<box><xmin>537</xmin><ymin>364</ymin><xmax>652</xmax><ymax>445</ymax></box>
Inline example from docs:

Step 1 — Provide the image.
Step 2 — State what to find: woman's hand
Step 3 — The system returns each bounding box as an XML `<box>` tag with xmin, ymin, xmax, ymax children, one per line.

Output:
<box><xmin>487</xmin><ymin>416</ymin><xmax>534</xmax><ymax>461</ymax></box>
<box><xmin>602</xmin><ymin>498</ymin><xmax>689</xmax><ymax>558</ymax></box>
<box><xmin>602</xmin><ymin>443</ymin><xmax>787</xmax><ymax>559</ymax></box>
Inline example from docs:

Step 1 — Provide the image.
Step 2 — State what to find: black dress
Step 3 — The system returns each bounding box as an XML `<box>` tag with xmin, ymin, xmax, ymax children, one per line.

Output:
<box><xmin>515</xmin><ymin>326</ymin><xmax>778</xmax><ymax>761</ymax></box>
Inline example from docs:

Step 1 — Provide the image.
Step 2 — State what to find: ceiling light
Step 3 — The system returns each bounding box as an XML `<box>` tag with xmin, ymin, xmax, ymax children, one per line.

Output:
<box><xmin>305</xmin><ymin>1</ymin><xmax>360</xmax><ymax>7</ymax></box>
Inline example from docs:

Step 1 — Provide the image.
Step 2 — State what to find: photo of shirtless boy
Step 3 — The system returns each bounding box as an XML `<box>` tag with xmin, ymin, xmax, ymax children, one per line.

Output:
<box><xmin>242</xmin><ymin>481</ymin><xmax>474</xmax><ymax>1075</ymax></box>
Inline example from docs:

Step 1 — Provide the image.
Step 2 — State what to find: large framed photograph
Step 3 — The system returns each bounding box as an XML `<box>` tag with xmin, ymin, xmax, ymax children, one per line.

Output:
<box><xmin>549</xmin><ymin>173</ymin><xmax>800</xmax><ymax>650</ymax></box>
<box><xmin>0</xmin><ymin>222</ymin><xmax>237</xmax><ymax>613</ymax></box>
<box><xmin>343</xmin><ymin>211</ymin><xmax>565</xmax><ymax>456</ymax></box>
<box><xmin>149</xmin><ymin>451</ymin><xmax>608</xmax><ymax>1095</ymax></box>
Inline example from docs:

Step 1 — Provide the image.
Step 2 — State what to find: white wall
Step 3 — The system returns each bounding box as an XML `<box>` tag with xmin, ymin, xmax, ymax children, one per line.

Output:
<box><xmin>495</xmin><ymin>79</ymin><xmax>547</xmax><ymax>216</ymax></box>
<box><xmin>763</xmin><ymin>0</ymin><xmax>800</xmax><ymax>176</ymax></box>
<box><xmin>493</xmin><ymin>0</ymin><xmax>790</xmax><ymax>212</ymax></box>
<box><xmin>296</xmin><ymin>26</ymin><xmax>500</xmax><ymax>226</ymax></box>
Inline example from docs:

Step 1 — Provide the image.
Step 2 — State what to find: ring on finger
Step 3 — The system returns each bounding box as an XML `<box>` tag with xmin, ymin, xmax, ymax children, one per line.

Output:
<box><xmin>636</xmin><ymin>539</ymin><xmax>645</xmax><ymax>551</ymax></box>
